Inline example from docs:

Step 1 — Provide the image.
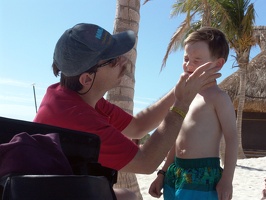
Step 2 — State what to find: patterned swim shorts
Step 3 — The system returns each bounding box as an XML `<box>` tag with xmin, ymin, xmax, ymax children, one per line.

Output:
<box><xmin>163</xmin><ymin>157</ymin><xmax>222</xmax><ymax>200</ymax></box>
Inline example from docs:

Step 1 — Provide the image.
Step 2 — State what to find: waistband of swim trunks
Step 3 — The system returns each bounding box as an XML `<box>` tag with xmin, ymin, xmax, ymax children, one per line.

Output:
<box><xmin>175</xmin><ymin>157</ymin><xmax>220</xmax><ymax>168</ymax></box>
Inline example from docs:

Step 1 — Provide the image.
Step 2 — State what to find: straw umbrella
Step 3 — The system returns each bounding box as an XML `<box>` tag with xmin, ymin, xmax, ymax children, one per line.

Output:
<box><xmin>219</xmin><ymin>50</ymin><xmax>266</xmax><ymax>113</ymax></box>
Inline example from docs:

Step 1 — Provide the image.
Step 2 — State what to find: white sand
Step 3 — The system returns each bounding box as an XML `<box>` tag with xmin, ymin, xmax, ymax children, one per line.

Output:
<box><xmin>136</xmin><ymin>157</ymin><xmax>266</xmax><ymax>200</ymax></box>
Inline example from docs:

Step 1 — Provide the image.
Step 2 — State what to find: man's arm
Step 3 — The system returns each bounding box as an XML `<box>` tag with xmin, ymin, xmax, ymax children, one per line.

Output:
<box><xmin>123</xmin><ymin>62</ymin><xmax>222</xmax><ymax>140</ymax></box>
<box><xmin>121</xmin><ymin>107</ymin><xmax>184</xmax><ymax>174</ymax></box>
<box><xmin>121</xmin><ymin>62</ymin><xmax>222</xmax><ymax>174</ymax></box>
<box><xmin>122</xmin><ymin>88</ymin><xmax>175</xmax><ymax>139</ymax></box>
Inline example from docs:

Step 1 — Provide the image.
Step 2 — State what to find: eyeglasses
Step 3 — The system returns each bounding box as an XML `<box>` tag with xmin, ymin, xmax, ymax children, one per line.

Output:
<box><xmin>97</xmin><ymin>56</ymin><xmax>120</xmax><ymax>68</ymax></box>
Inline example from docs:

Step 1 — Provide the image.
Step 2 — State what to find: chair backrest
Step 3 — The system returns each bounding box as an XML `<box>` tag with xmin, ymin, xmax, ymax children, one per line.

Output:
<box><xmin>0</xmin><ymin>117</ymin><xmax>118</xmax><ymax>200</ymax></box>
<box><xmin>0</xmin><ymin>116</ymin><xmax>100</xmax><ymax>175</ymax></box>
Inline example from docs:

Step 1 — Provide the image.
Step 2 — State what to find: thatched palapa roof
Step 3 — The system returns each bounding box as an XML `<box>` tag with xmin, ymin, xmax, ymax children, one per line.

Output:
<box><xmin>219</xmin><ymin>26</ymin><xmax>266</xmax><ymax>113</ymax></box>
<box><xmin>219</xmin><ymin>51</ymin><xmax>266</xmax><ymax>112</ymax></box>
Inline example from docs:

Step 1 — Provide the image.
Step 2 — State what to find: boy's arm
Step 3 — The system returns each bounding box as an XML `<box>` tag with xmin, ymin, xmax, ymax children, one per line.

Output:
<box><xmin>149</xmin><ymin>145</ymin><xmax>176</xmax><ymax>198</ymax></box>
<box><xmin>215</xmin><ymin>92</ymin><xmax>238</xmax><ymax>200</ymax></box>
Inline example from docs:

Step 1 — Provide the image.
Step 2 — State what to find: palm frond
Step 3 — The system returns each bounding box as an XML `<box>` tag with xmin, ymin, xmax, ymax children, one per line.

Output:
<box><xmin>142</xmin><ymin>0</ymin><xmax>150</xmax><ymax>5</ymax></box>
<box><xmin>171</xmin><ymin>0</ymin><xmax>201</xmax><ymax>18</ymax></box>
<box><xmin>161</xmin><ymin>10</ymin><xmax>200</xmax><ymax>69</ymax></box>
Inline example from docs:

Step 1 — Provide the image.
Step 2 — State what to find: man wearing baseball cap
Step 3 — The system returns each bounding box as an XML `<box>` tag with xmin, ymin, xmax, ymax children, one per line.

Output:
<box><xmin>34</xmin><ymin>23</ymin><xmax>221</xmax><ymax>199</ymax></box>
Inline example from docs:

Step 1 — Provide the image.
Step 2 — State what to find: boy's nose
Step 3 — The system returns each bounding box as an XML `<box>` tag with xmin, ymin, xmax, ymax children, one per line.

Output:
<box><xmin>185</xmin><ymin>62</ymin><xmax>194</xmax><ymax>71</ymax></box>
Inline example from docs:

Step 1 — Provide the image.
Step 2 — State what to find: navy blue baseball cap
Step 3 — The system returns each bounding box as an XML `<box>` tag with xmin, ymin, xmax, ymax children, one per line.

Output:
<box><xmin>53</xmin><ymin>23</ymin><xmax>136</xmax><ymax>76</ymax></box>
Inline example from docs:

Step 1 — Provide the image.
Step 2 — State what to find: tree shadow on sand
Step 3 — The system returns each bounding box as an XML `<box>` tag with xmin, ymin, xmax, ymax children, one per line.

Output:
<box><xmin>236</xmin><ymin>164</ymin><xmax>266</xmax><ymax>172</ymax></box>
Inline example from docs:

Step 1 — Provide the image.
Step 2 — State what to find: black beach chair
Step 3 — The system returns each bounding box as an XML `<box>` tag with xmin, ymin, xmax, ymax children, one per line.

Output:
<box><xmin>0</xmin><ymin>116</ymin><xmax>117</xmax><ymax>200</ymax></box>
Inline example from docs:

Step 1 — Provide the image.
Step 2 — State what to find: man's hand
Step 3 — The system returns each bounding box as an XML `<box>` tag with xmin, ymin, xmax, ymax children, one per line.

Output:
<box><xmin>173</xmin><ymin>62</ymin><xmax>221</xmax><ymax>108</ymax></box>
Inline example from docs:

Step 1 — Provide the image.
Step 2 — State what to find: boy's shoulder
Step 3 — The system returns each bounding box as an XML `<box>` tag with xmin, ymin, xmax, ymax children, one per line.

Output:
<box><xmin>200</xmin><ymin>85</ymin><xmax>231</xmax><ymax>102</ymax></box>
<box><xmin>201</xmin><ymin>85</ymin><xmax>226</xmax><ymax>96</ymax></box>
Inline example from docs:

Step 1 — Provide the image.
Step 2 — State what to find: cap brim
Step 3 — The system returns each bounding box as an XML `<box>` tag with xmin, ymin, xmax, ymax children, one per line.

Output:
<box><xmin>100</xmin><ymin>30</ymin><xmax>135</xmax><ymax>60</ymax></box>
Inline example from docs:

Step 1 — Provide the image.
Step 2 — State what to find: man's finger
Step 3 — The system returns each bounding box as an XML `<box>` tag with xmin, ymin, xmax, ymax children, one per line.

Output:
<box><xmin>191</xmin><ymin>62</ymin><xmax>214</xmax><ymax>76</ymax></box>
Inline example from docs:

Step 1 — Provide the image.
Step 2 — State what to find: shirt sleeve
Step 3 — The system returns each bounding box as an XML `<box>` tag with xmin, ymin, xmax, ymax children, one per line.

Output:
<box><xmin>89</xmin><ymin>98</ymin><xmax>138</xmax><ymax>170</ymax></box>
<box><xmin>96</xmin><ymin>98</ymin><xmax>133</xmax><ymax>131</ymax></box>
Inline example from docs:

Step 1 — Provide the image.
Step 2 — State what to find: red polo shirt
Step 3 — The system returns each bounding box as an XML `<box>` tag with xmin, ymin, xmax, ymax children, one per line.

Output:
<box><xmin>34</xmin><ymin>83</ymin><xmax>138</xmax><ymax>170</ymax></box>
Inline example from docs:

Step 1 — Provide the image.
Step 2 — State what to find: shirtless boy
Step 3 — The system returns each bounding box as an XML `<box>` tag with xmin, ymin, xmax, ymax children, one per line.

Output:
<box><xmin>149</xmin><ymin>27</ymin><xmax>238</xmax><ymax>200</ymax></box>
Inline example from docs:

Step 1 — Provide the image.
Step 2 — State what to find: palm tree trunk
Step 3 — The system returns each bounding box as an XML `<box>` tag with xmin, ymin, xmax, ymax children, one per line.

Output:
<box><xmin>107</xmin><ymin>0</ymin><xmax>143</xmax><ymax>199</ymax></box>
<box><xmin>113</xmin><ymin>171</ymin><xmax>143</xmax><ymax>200</ymax></box>
<box><xmin>236</xmin><ymin>66</ymin><xmax>247</xmax><ymax>159</ymax></box>
<box><xmin>236</xmin><ymin>47</ymin><xmax>252</xmax><ymax>159</ymax></box>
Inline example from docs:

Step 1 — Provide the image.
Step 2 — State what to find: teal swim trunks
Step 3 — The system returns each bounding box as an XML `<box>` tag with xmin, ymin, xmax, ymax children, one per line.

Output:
<box><xmin>163</xmin><ymin>157</ymin><xmax>222</xmax><ymax>200</ymax></box>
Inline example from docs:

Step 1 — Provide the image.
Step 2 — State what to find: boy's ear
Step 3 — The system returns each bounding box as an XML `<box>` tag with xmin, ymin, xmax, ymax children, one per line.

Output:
<box><xmin>216</xmin><ymin>58</ymin><xmax>225</xmax><ymax>68</ymax></box>
<box><xmin>79</xmin><ymin>73</ymin><xmax>93</xmax><ymax>86</ymax></box>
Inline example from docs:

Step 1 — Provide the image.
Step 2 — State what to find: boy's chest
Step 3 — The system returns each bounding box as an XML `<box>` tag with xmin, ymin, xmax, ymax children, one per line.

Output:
<box><xmin>188</xmin><ymin>94</ymin><xmax>215</xmax><ymax>117</ymax></box>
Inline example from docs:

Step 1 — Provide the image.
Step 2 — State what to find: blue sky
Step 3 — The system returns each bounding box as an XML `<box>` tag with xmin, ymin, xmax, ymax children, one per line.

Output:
<box><xmin>0</xmin><ymin>0</ymin><xmax>265</xmax><ymax>121</ymax></box>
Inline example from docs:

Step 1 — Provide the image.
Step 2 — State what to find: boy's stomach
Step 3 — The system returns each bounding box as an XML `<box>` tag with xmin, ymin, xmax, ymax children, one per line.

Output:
<box><xmin>175</xmin><ymin>131</ymin><xmax>221</xmax><ymax>159</ymax></box>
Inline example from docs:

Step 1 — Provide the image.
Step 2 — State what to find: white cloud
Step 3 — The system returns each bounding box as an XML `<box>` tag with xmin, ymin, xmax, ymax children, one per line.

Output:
<box><xmin>0</xmin><ymin>78</ymin><xmax>33</xmax><ymax>88</ymax></box>
<box><xmin>0</xmin><ymin>94</ymin><xmax>33</xmax><ymax>104</ymax></box>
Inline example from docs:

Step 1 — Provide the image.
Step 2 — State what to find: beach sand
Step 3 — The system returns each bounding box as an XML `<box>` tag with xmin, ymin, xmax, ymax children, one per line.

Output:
<box><xmin>136</xmin><ymin>157</ymin><xmax>266</xmax><ymax>200</ymax></box>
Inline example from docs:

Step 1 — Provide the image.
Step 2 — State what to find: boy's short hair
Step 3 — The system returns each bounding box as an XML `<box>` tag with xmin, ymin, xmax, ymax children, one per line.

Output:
<box><xmin>184</xmin><ymin>27</ymin><xmax>229</xmax><ymax>62</ymax></box>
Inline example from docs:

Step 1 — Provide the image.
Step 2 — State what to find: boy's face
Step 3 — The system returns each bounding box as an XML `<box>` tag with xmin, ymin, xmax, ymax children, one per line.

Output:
<box><xmin>183</xmin><ymin>41</ymin><xmax>217</xmax><ymax>74</ymax></box>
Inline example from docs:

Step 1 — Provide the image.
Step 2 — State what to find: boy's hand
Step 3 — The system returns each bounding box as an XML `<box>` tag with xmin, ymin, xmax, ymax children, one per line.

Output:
<box><xmin>216</xmin><ymin>178</ymin><xmax>233</xmax><ymax>200</ymax></box>
<box><xmin>148</xmin><ymin>175</ymin><xmax>164</xmax><ymax>198</ymax></box>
